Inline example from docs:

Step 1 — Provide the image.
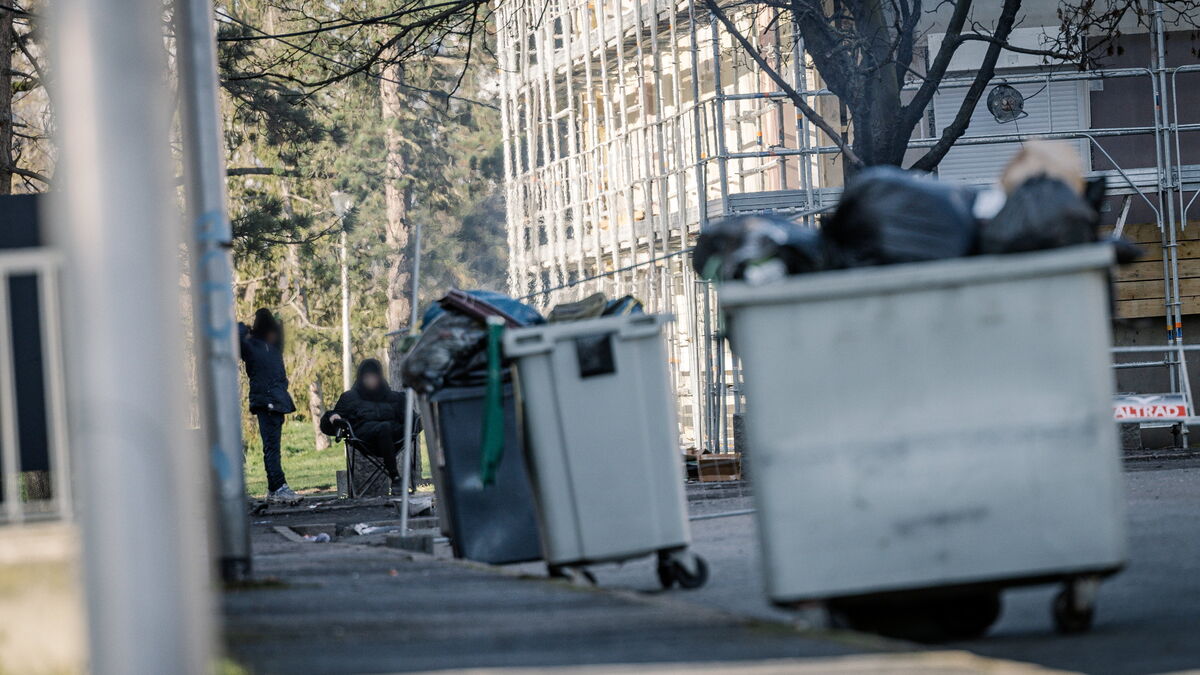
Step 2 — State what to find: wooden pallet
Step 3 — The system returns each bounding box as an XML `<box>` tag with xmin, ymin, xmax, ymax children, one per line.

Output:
<box><xmin>686</xmin><ymin>453</ymin><xmax>742</xmax><ymax>482</ymax></box>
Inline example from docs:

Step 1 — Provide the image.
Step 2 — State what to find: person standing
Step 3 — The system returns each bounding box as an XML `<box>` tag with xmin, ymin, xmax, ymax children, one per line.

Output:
<box><xmin>239</xmin><ymin>308</ymin><xmax>300</xmax><ymax>504</ymax></box>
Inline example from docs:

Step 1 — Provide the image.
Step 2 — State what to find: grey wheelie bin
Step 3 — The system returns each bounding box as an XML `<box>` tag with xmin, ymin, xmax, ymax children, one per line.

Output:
<box><xmin>503</xmin><ymin>313</ymin><xmax>707</xmax><ymax>588</ymax></box>
<box><xmin>420</xmin><ymin>383</ymin><xmax>542</xmax><ymax>564</ymax></box>
<box><xmin>719</xmin><ymin>244</ymin><xmax>1126</xmax><ymax>638</ymax></box>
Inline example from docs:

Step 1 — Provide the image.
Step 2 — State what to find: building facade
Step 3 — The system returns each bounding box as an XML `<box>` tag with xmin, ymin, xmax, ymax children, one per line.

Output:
<box><xmin>495</xmin><ymin>0</ymin><xmax>1200</xmax><ymax>452</ymax></box>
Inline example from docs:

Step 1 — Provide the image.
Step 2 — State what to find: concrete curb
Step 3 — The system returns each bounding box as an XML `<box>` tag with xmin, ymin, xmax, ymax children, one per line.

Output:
<box><xmin>410</xmin><ymin>651</ymin><xmax>1073</xmax><ymax>674</ymax></box>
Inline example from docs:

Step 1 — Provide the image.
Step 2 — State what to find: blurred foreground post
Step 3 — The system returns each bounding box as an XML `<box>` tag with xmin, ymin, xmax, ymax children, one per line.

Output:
<box><xmin>48</xmin><ymin>0</ymin><xmax>215</xmax><ymax>672</ymax></box>
<box><xmin>176</xmin><ymin>0</ymin><xmax>252</xmax><ymax>581</ymax></box>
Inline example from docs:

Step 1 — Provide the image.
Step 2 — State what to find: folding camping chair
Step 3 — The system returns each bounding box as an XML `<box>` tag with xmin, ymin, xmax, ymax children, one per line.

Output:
<box><xmin>332</xmin><ymin>421</ymin><xmax>394</xmax><ymax>498</ymax></box>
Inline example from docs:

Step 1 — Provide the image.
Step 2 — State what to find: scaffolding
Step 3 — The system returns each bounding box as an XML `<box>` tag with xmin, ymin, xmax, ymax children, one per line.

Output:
<box><xmin>495</xmin><ymin>0</ymin><xmax>1200</xmax><ymax>457</ymax></box>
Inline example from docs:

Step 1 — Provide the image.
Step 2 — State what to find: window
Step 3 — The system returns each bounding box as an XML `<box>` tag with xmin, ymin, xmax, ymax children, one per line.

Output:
<box><xmin>932</xmin><ymin>77</ymin><xmax>1090</xmax><ymax>184</ymax></box>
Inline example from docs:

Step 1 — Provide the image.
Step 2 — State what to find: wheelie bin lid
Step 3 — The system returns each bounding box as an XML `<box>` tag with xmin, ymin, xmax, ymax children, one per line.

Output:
<box><xmin>504</xmin><ymin>313</ymin><xmax>674</xmax><ymax>358</ymax></box>
<box><xmin>719</xmin><ymin>243</ymin><xmax>1114</xmax><ymax>308</ymax></box>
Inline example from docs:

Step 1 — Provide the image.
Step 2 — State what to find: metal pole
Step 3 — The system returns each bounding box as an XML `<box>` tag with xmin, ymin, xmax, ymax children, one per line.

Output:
<box><xmin>0</xmin><ymin>272</ymin><xmax>21</xmax><ymax>522</ymax></box>
<box><xmin>1151</xmin><ymin>1</ymin><xmax>1189</xmax><ymax>446</ymax></box>
<box><xmin>340</xmin><ymin>227</ymin><xmax>352</xmax><ymax>391</ymax></box>
<box><xmin>411</xmin><ymin>221</ymin><xmax>422</xmax><ymax>332</ymax></box>
<box><xmin>176</xmin><ymin>0</ymin><xmax>251</xmax><ymax>582</ymax></box>
<box><xmin>48</xmin><ymin>0</ymin><xmax>213</xmax><ymax>670</ymax></box>
<box><xmin>399</xmin><ymin>220</ymin><xmax>422</xmax><ymax>530</ymax></box>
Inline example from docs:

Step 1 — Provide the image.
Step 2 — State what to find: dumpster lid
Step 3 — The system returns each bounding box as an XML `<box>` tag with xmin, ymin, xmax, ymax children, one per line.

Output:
<box><xmin>504</xmin><ymin>313</ymin><xmax>673</xmax><ymax>358</ymax></box>
<box><xmin>719</xmin><ymin>243</ymin><xmax>1114</xmax><ymax>308</ymax></box>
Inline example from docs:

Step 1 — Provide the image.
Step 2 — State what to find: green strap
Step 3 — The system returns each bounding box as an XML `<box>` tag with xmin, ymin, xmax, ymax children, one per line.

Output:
<box><xmin>480</xmin><ymin>317</ymin><xmax>506</xmax><ymax>486</ymax></box>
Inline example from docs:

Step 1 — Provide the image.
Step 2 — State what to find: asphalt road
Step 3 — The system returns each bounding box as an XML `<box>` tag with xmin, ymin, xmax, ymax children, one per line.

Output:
<box><xmin>569</xmin><ymin>460</ymin><xmax>1200</xmax><ymax>674</ymax></box>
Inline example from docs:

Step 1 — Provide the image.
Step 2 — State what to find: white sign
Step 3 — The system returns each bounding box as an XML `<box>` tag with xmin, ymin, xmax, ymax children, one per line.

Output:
<box><xmin>1113</xmin><ymin>394</ymin><xmax>1189</xmax><ymax>421</ymax></box>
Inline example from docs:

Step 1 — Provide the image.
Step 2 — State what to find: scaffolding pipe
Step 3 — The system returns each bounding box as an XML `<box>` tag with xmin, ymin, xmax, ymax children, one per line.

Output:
<box><xmin>496</xmin><ymin>0</ymin><xmax>1200</xmax><ymax>461</ymax></box>
<box><xmin>48</xmin><ymin>0</ymin><xmax>214</xmax><ymax>670</ymax></box>
<box><xmin>1170</xmin><ymin>65</ymin><xmax>1200</xmax><ymax>228</ymax></box>
<box><xmin>399</xmin><ymin>219</ymin><xmax>421</xmax><ymax>531</ymax></box>
<box><xmin>176</xmin><ymin>0</ymin><xmax>252</xmax><ymax>582</ymax></box>
<box><xmin>1148</xmin><ymin>4</ymin><xmax>1184</xmax><ymax>420</ymax></box>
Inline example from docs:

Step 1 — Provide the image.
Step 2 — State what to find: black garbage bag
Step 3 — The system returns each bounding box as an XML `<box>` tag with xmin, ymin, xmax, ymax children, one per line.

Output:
<box><xmin>823</xmin><ymin>166</ymin><xmax>977</xmax><ymax>267</ymax></box>
<box><xmin>1111</xmin><ymin>236</ymin><xmax>1144</xmax><ymax>264</ymax></box>
<box><xmin>603</xmin><ymin>295</ymin><xmax>645</xmax><ymax>316</ymax></box>
<box><xmin>403</xmin><ymin>290</ymin><xmax>545</xmax><ymax>394</ymax></box>
<box><xmin>401</xmin><ymin>311</ymin><xmax>488</xmax><ymax>394</ymax></box>
<box><xmin>979</xmin><ymin>176</ymin><xmax>1102</xmax><ymax>255</ymax></box>
<box><xmin>693</xmin><ymin>214</ymin><xmax>832</xmax><ymax>283</ymax></box>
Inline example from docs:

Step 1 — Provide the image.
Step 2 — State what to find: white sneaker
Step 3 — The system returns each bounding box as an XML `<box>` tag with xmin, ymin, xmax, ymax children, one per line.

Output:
<box><xmin>268</xmin><ymin>484</ymin><xmax>302</xmax><ymax>505</ymax></box>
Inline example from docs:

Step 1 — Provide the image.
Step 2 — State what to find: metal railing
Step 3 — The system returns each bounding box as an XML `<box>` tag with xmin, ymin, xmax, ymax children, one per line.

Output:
<box><xmin>0</xmin><ymin>247</ymin><xmax>70</xmax><ymax>525</ymax></box>
<box><xmin>1112</xmin><ymin>343</ymin><xmax>1200</xmax><ymax>445</ymax></box>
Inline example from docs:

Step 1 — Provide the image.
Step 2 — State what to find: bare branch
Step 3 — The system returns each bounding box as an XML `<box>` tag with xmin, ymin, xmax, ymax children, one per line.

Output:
<box><xmin>908</xmin><ymin>0</ymin><xmax>1022</xmax><ymax>171</ymax></box>
<box><xmin>704</xmin><ymin>0</ymin><xmax>863</xmax><ymax>168</ymax></box>
<box><xmin>897</xmin><ymin>0</ymin><xmax>973</xmax><ymax>135</ymax></box>
<box><xmin>4</xmin><ymin>163</ymin><xmax>50</xmax><ymax>186</ymax></box>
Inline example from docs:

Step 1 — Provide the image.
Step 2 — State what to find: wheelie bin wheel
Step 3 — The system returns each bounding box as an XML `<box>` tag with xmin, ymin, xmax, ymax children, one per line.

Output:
<box><xmin>828</xmin><ymin>590</ymin><xmax>1001</xmax><ymax>642</ymax></box>
<box><xmin>655</xmin><ymin>560</ymin><xmax>676</xmax><ymax>589</ymax></box>
<box><xmin>548</xmin><ymin>565</ymin><xmax>597</xmax><ymax>585</ymax></box>
<box><xmin>657</xmin><ymin>552</ymin><xmax>709</xmax><ymax>590</ymax></box>
<box><xmin>936</xmin><ymin>590</ymin><xmax>1003</xmax><ymax>641</ymax></box>
<box><xmin>1053</xmin><ymin>587</ymin><xmax>1095</xmax><ymax>634</ymax></box>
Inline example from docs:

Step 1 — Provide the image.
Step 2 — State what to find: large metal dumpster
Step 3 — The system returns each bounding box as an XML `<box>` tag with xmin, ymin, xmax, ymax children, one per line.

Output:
<box><xmin>503</xmin><ymin>313</ymin><xmax>707</xmax><ymax>588</ymax></box>
<box><xmin>719</xmin><ymin>244</ymin><xmax>1126</xmax><ymax>637</ymax></box>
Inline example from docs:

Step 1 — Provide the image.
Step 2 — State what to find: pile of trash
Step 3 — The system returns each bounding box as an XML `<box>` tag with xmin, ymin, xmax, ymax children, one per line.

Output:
<box><xmin>401</xmin><ymin>289</ymin><xmax>544</xmax><ymax>394</ymax></box>
<box><xmin>401</xmin><ymin>288</ymin><xmax>648</xmax><ymax>394</ymax></box>
<box><xmin>694</xmin><ymin>141</ymin><xmax>1141</xmax><ymax>284</ymax></box>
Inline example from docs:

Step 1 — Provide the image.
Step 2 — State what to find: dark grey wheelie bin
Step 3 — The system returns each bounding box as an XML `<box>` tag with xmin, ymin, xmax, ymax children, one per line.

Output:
<box><xmin>422</xmin><ymin>383</ymin><xmax>542</xmax><ymax>564</ymax></box>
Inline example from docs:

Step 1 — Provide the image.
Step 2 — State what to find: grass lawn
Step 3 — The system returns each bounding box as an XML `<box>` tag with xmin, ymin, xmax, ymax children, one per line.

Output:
<box><xmin>243</xmin><ymin>419</ymin><xmax>432</xmax><ymax>496</ymax></box>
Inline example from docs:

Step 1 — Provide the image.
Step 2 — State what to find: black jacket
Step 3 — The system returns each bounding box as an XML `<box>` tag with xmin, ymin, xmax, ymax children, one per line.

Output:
<box><xmin>320</xmin><ymin>360</ymin><xmax>419</xmax><ymax>436</ymax></box>
<box><xmin>322</xmin><ymin>388</ymin><xmax>408</xmax><ymax>433</ymax></box>
<box><xmin>238</xmin><ymin>321</ymin><xmax>296</xmax><ymax>415</ymax></box>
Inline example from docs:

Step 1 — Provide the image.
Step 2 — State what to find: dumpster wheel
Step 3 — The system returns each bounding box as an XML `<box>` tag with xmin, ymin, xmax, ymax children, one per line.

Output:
<box><xmin>827</xmin><ymin>590</ymin><xmax>1001</xmax><ymax>642</ymax></box>
<box><xmin>657</xmin><ymin>551</ymin><xmax>709</xmax><ymax>590</ymax></box>
<box><xmin>547</xmin><ymin>564</ymin><xmax>597</xmax><ymax>586</ymax></box>
<box><xmin>1053</xmin><ymin>577</ymin><xmax>1099</xmax><ymax>634</ymax></box>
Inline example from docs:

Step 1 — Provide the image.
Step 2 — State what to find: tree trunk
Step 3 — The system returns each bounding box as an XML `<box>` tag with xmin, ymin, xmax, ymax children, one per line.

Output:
<box><xmin>243</xmin><ymin>278</ymin><xmax>259</xmax><ymax>310</ymax></box>
<box><xmin>380</xmin><ymin>53</ymin><xmax>411</xmax><ymax>387</ymax></box>
<box><xmin>278</xmin><ymin>185</ymin><xmax>331</xmax><ymax>451</ymax></box>
<box><xmin>0</xmin><ymin>7</ymin><xmax>14</xmax><ymax>194</ymax></box>
<box><xmin>849</xmin><ymin>70</ymin><xmax>907</xmax><ymax>171</ymax></box>
<box><xmin>843</xmin><ymin>0</ymin><xmax>908</xmax><ymax>170</ymax></box>
<box><xmin>308</xmin><ymin>379</ymin><xmax>330</xmax><ymax>451</ymax></box>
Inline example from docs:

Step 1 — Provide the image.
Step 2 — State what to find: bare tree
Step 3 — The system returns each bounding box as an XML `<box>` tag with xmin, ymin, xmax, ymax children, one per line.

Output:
<box><xmin>216</xmin><ymin>0</ymin><xmax>492</xmax><ymax>94</ymax></box>
<box><xmin>702</xmin><ymin>0</ymin><xmax>1200</xmax><ymax>173</ymax></box>
<box><xmin>0</xmin><ymin>2</ymin><xmax>52</xmax><ymax>192</ymax></box>
<box><xmin>0</xmin><ymin>6</ymin><xmax>13</xmax><ymax>194</ymax></box>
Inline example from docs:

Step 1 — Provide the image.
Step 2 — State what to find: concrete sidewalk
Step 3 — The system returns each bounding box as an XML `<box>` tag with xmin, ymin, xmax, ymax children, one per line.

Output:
<box><xmin>222</xmin><ymin>511</ymin><xmax>1060</xmax><ymax>675</ymax></box>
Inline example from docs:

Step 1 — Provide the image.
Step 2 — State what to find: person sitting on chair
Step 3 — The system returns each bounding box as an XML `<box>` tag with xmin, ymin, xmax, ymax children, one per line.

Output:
<box><xmin>321</xmin><ymin>359</ymin><xmax>418</xmax><ymax>494</ymax></box>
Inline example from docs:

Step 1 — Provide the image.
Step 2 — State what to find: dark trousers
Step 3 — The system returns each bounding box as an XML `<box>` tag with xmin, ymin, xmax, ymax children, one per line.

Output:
<box><xmin>256</xmin><ymin>411</ymin><xmax>287</xmax><ymax>492</ymax></box>
<box><xmin>356</xmin><ymin>420</ymin><xmax>404</xmax><ymax>480</ymax></box>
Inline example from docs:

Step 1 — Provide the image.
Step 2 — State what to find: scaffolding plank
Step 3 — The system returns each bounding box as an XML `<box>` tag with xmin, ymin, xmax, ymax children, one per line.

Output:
<box><xmin>1115</xmin><ymin>277</ymin><xmax>1200</xmax><ymax>301</ymax></box>
<box><xmin>1115</xmin><ymin>296</ymin><xmax>1200</xmax><ymax>319</ymax></box>
<box><xmin>1130</xmin><ymin>239</ymin><xmax>1200</xmax><ymax>262</ymax></box>
<box><xmin>1115</xmin><ymin>259</ymin><xmax>1200</xmax><ymax>282</ymax></box>
<box><xmin>1118</xmin><ymin>222</ymin><xmax>1200</xmax><ymax>245</ymax></box>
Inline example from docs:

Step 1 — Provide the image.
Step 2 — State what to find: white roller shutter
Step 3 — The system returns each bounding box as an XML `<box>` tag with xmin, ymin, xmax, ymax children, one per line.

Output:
<box><xmin>932</xmin><ymin>78</ymin><xmax>1090</xmax><ymax>184</ymax></box>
